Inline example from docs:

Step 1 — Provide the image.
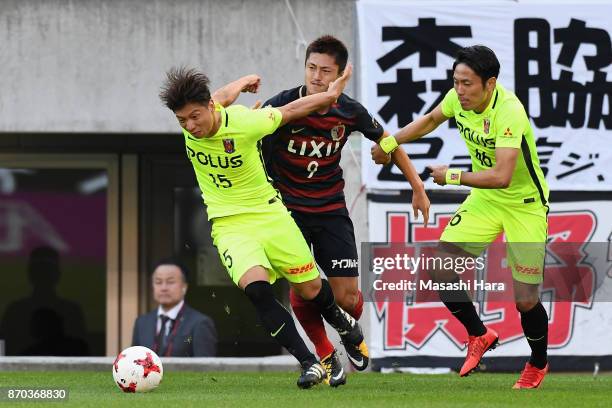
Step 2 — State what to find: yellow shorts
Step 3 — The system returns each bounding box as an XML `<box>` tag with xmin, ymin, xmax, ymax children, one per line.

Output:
<box><xmin>440</xmin><ymin>192</ymin><xmax>548</xmax><ymax>284</ymax></box>
<box><xmin>211</xmin><ymin>199</ymin><xmax>319</xmax><ymax>286</ymax></box>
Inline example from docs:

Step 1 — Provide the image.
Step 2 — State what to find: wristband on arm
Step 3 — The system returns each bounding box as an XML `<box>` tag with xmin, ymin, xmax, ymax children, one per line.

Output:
<box><xmin>445</xmin><ymin>169</ymin><xmax>462</xmax><ymax>185</ymax></box>
<box><xmin>379</xmin><ymin>135</ymin><xmax>399</xmax><ymax>154</ymax></box>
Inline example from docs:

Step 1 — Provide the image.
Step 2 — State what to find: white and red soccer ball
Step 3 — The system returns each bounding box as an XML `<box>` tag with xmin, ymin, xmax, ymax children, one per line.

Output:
<box><xmin>112</xmin><ymin>346</ymin><xmax>163</xmax><ymax>393</ymax></box>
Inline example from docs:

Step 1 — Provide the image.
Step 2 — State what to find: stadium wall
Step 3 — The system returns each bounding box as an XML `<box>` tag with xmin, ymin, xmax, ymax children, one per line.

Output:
<box><xmin>0</xmin><ymin>0</ymin><xmax>357</xmax><ymax>133</ymax></box>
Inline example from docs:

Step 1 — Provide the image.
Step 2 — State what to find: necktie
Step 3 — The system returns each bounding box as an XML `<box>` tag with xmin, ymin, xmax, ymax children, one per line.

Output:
<box><xmin>156</xmin><ymin>315</ymin><xmax>171</xmax><ymax>356</ymax></box>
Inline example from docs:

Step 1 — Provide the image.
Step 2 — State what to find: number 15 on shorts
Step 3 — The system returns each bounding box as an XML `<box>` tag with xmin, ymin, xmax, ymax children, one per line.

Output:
<box><xmin>222</xmin><ymin>249</ymin><xmax>233</xmax><ymax>268</ymax></box>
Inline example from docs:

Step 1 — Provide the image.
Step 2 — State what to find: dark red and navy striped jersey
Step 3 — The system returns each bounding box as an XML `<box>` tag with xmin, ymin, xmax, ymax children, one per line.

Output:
<box><xmin>262</xmin><ymin>86</ymin><xmax>383</xmax><ymax>213</ymax></box>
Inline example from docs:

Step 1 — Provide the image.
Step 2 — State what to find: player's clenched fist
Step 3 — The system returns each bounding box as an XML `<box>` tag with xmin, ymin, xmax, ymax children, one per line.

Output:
<box><xmin>241</xmin><ymin>74</ymin><xmax>261</xmax><ymax>93</ymax></box>
<box><xmin>370</xmin><ymin>143</ymin><xmax>391</xmax><ymax>165</ymax></box>
<box><xmin>427</xmin><ymin>165</ymin><xmax>449</xmax><ymax>186</ymax></box>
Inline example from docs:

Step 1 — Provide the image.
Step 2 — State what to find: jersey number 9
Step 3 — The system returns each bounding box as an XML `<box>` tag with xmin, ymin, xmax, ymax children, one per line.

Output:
<box><xmin>307</xmin><ymin>161</ymin><xmax>319</xmax><ymax>179</ymax></box>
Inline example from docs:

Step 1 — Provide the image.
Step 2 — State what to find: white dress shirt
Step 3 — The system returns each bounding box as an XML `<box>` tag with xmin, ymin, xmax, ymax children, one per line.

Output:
<box><xmin>156</xmin><ymin>300</ymin><xmax>184</xmax><ymax>336</ymax></box>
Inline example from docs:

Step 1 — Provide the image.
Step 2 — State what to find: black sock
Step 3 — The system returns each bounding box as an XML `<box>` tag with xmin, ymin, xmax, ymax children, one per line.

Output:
<box><xmin>244</xmin><ymin>281</ymin><xmax>316</xmax><ymax>365</ymax></box>
<box><xmin>520</xmin><ymin>302</ymin><xmax>548</xmax><ymax>369</ymax></box>
<box><xmin>438</xmin><ymin>279</ymin><xmax>486</xmax><ymax>336</ymax></box>
<box><xmin>310</xmin><ymin>279</ymin><xmax>356</xmax><ymax>336</ymax></box>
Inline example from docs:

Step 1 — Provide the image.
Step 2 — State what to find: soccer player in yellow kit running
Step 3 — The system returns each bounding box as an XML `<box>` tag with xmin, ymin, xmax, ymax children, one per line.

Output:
<box><xmin>159</xmin><ymin>65</ymin><xmax>367</xmax><ymax>389</ymax></box>
<box><xmin>373</xmin><ymin>45</ymin><xmax>549</xmax><ymax>389</ymax></box>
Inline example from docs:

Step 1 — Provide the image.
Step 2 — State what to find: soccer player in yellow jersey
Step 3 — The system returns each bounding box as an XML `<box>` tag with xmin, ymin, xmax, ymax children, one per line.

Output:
<box><xmin>159</xmin><ymin>66</ymin><xmax>368</xmax><ymax>389</ymax></box>
<box><xmin>373</xmin><ymin>46</ymin><xmax>549</xmax><ymax>389</ymax></box>
<box><xmin>214</xmin><ymin>36</ymin><xmax>430</xmax><ymax>387</ymax></box>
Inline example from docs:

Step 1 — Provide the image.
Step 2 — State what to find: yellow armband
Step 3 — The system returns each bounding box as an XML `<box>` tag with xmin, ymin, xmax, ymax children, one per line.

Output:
<box><xmin>379</xmin><ymin>136</ymin><xmax>399</xmax><ymax>154</ymax></box>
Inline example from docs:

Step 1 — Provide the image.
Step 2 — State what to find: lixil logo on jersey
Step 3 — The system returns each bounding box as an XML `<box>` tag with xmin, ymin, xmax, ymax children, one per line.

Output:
<box><xmin>223</xmin><ymin>139</ymin><xmax>235</xmax><ymax>153</ymax></box>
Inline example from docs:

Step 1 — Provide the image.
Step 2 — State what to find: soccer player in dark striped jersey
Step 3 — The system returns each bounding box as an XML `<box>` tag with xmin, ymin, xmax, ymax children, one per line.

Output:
<box><xmin>260</xmin><ymin>36</ymin><xmax>430</xmax><ymax>385</ymax></box>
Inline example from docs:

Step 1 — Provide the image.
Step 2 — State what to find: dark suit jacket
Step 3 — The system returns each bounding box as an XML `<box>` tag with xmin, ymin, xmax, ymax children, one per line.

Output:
<box><xmin>132</xmin><ymin>304</ymin><xmax>217</xmax><ymax>357</ymax></box>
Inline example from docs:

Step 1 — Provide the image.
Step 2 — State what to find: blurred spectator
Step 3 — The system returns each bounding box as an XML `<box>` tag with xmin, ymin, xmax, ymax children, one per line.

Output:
<box><xmin>22</xmin><ymin>308</ymin><xmax>89</xmax><ymax>356</ymax></box>
<box><xmin>132</xmin><ymin>258</ymin><xmax>217</xmax><ymax>356</ymax></box>
<box><xmin>0</xmin><ymin>246</ymin><xmax>88</xmax><ymax>356</ymax></box>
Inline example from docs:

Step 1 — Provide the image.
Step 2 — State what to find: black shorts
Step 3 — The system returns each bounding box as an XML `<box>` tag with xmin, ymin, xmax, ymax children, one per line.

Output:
<box><xmin>290</xmin><ymin>209</ymin><xmax>359</xmax><ymax>278</ymax></box>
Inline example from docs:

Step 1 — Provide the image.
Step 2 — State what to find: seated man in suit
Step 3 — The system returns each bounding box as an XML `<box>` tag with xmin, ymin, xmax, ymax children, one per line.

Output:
<box><xmin>132</xmin><ymin>258</ymin><xmax>217</xmax><ymax>356</ymax></box>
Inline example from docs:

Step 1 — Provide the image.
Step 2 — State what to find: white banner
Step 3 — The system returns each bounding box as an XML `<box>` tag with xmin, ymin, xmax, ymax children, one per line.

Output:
<box><xmin>366</xmin><ymin>198</ymin><xmax>612</xmax><ymax>359</ymax></box>
<box><xmin>357</xmin><ymin>0</ymin><xmax>612</xmax><ymax>191</ymax></box>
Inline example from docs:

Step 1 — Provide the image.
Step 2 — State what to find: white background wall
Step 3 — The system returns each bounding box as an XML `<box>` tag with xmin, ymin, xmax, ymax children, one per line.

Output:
<box><xmin>0</xmin><ymin>0</ymin><xmax>358</xmax><ymax>133</ymax></box>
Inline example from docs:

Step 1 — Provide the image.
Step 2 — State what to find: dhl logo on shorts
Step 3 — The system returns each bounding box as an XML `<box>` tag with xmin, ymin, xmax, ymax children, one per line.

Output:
<box><xmin>514</xmin><ymin>264</ymin><xmax>541</xmax><ymax>275</ymax></box>
<box><xmin>287</xmin><ymin>261</ymin><xmax>315</xmax><ymax>275</ymax></box>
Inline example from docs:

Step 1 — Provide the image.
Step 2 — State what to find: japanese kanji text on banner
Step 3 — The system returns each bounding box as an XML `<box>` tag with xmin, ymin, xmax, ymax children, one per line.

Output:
<box><xmin>357</xmin><ymin>1</ymin><xmax>612</xmax><ymax>191</ymax></box>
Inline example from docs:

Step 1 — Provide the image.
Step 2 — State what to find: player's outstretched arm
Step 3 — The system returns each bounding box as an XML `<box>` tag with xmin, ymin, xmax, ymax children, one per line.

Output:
<box><xmin>212</xmin><ymin>74</ymin><xmax>261</xmax><ymax>107</ymax></box>
<box><xmin>372</xmin><ymin>104</ymin><xmax>450</xmax><ymax>162</ymax></box>
<box><xmin>277</xmin><ymin>64</ymin><xmax>353</xmax><ymax>126</ymax></box>
<box><xmin>396</xmin><ymin>104</ymin><xmax>449</xmax><ymax>144</ymax></box>
<box><xmin>388</xmin><ymin>145</ymin><xmax>430</xmax><ymax>226</ymax></box>
<box><xmin>428</xmin><ymin>147</ymin><xmax>519</xmax><ymax>189</ymax></box>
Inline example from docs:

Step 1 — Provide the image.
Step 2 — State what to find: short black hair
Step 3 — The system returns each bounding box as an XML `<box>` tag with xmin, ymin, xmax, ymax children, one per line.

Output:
<box><xmin>152</xmin><ymin>257</ymin><xmax>190</xmax><ymax>283</ymax></box>
<box><xmin>305</xmin><ymin>35</ymin><xmax>348</xmax><ymax>72</ymax></box>
<box><xmin>159</xmin><ymin>66</ymin><xmax>211</xmax><ymax>112</ymax></box>
<box><xmin>452</xmin><ymin>45</ymin><xmax>500</xmax><ymax>85</ymax></box>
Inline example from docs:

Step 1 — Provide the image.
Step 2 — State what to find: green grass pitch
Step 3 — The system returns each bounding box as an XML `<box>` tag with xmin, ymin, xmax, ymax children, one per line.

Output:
<box><xmin>0</xmin><ymin>371</ymin><xmax>610</xmax><ymax>407</ymax></box>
